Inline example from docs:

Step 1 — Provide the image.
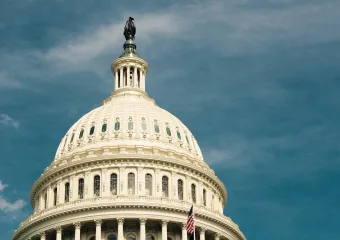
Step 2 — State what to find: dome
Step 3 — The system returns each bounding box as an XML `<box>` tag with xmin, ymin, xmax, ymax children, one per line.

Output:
<box><xmin>12</xmin><ymin>19</ymin><xmax>246</xmax><ymax>240</ymax></box>
<box><xmin>54</xmin><ymin>89</ymin><xmax>203</xmax><ymax>163</ymax></box>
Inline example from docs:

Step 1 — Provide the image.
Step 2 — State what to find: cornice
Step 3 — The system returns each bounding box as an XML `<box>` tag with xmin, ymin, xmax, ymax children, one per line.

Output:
<box><xmin>13</xmin><ymin>200</ymin><xmax>245</xmax><ymax>240</ymax></box>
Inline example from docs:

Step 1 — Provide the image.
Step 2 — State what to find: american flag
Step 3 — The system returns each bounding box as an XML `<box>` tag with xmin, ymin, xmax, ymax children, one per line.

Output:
<box><xmin>186</xmin><ymin>205</ymin><xmax>195</xmax><ymax>234</ymax></box>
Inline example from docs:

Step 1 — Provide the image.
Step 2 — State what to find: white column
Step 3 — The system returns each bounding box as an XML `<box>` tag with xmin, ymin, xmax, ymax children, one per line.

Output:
<box><xmin>161</xmin><ymin>220</ymin><xmax>168</xmax><ymax>240</ymax></box>
<box><xmin>95</xmin><ymin>219</ymin><xmax>102</xmax><ymax>240</ymax></box>
<box><xmin>85</xmin><ymin>171</ymin><xmax>91</xmax><ymax>198</ymax></box>
<box><xmin>199</xmin><ymin>228</ymin><xmax>206</xmax><ymax>240</ymax></box>
<box><xmin>59</xmin><ymin>181</ymin><xmax>65</xmax><ymax>204</ymax></box>
<box><xmin>182</xmin><ymin>223</ymin><xmax>187</xmax><ymax>240</ymax></box>
<box><xmin>142</xmin><ymin>71</ymin><xmax>146</xmax><ymax>91</ymax></box>
<box><xmin>127</xmin><ymin>66</ymin><xmax>130</xmax><ymax>86</ymax></box>
<box><xmin>39</xmin><ymin>192</ymin><xmax>44</xmax><ymax>211</ymax></box>
<box><xmin>140</xmin><ymin>218</ymin><xmax>146</xmax><ymax>240</ymax></box>
<box><xmin>40</xmin><ymin>232</ymin><xmax>46</xmax><ymax>240</ymax></box>
<box><xmin>74</xmin><ymin>222</ymin><xmax>81</xmax><ymax>240</ymax></box>
<box><xmin>133</xmin><ymin>66</ymin><xmax>137</xmax><ymax>87</ymax></box>
<box><xmin>115</xmin><ymin>70</ymin><xmax>118</xmax><ymax>90</ymax></box>
<box><xmin>56</xmin><ymin>226</ymin><xmax>62</xmax><ymax>240</ymax></box>
<box><xmin>214</xmin><ymin>233</ymin><xmax>220</xmax><ymax>240</ymax></box>
<box><xmin>118</xmin><ymin>218</ymin><xmax>124</xmax><ymax>240</ymax></box>
<box><xmin>57</xmin><ymin>179</ymin><xmax>62</xmax><ymax>205</ymax></box>
<box><xmin>47</xmin><ymin>184</ymin><xmax>52</xmax><ymax>208</ymax></box>
<box><xmin>120</xmin><ymin>68</ymin><xmax>123</xmax><ymax>88</ymax></box>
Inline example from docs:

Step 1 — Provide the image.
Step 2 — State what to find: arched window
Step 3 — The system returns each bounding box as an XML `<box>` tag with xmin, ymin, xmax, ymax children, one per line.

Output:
<box><xmin>146</xmin><ymin>235</ymin><xmax>155</xmax><ymax>240</ymax></box>
<box><xmin>102</xmin><ymin>123</ymin><xmax>107</xmax><ymax>132</ymax></box>
<box><xmin>114</xmin><ymin>120</ymin><xmax>120</xmax><ymax>131</ymax></box>
<box><xmin>141</xmin><ymin>118</ymin><xmax>147</xmax><ymax>131</ymax></box>
<box><xmin>154</xmin><ymin>122</ymin><xmax>160</xmax><ymax>133</ymax></box>
<box><xmin>162</xmin><ymin>176</ymin><xmax>169</xmax><ymax>197</ymax></box>
<box><xmin>89</xmin><ymin>126</ymin><xmax>95</xmax><ymax>135</ymax></box>
<box><xmin>191</xmin><ymin>184</ymin><xmax>196</xmax><ymax>203</ymax></box>
<box><xmin>110</xmin><ymin>173</ymin><xmax>117</xmax><ymax>195</ymax></box>
<box><xmin>145</xmin><ymin>174</ymin><xmax>152</xmax><ymax>196</ymax></box>
<box><xmin>177</xmin><ymin>131</ymin><xmax>181</xmax><ymax>140</ymax></box>
<box><xmin>178</xmin><ymin>179</ymin><xmax>183</xmax><ymax>200</ymax></box>
<box><xmin>78</xmin><ymin>178</ymin><xmax>84</xmax><ymax>199</ymax></box>
<box><xmin>186</xmin><ymin>135</ymin><xmax>190</xmax><ymax>147</ymax></box>
<box><xmin>70</xmin><ymin>133</ymin><xmax>75</xmax><ymax>143</ymax></box>
<box><xmin>108</xmin><ymin>234</ymin><xmax>117</xmax><ymax>240</ymax></box>
<box><xmin>128</xmin><ymin>117</ymin><xmax>134</xmax><ymax>130</ymax></box>
<box><xmin>53</xmin><ymin>187</ymin><xmax>57</xmax><ymax>206</ymax></box>
<box><xmin>63</xmin><ymin>137</ymin><xmax>68</xmax><ymax>149</ymax></box>
<box><xmin>79</xmin><ymin>129</ymin><xmax>84</xmax><ymax>139</ymax></box>
<box><xmin>44</xmin><ymin>192</ymin><xmax>47</xmax><ymax>209</ymax></box>
<box><xmin>128</xmin><ymin>173</ymin><xmax>135</xmax><ymax>195</ymax></box>
<box><xmin>94</xmin><ymin>175</ymin><xmax>100</xmax><ymax>197</ymax></box>
<box><xmin>126</xmin><ymin>234</ymin><xmax>136</xmax><ymax>240</ymax></box>
<box><xmin>166</xmin><ymin>126</ymin><xmax>171</xmax><ymax>136</ymax></box>
<box><xmin>65</xmin><ymin>182</ymin><xmax>70</xmax><ymax>203</ymax></box>
<box><xmin>203</xmin><ymin>189</ymin><xmax>207</xmax><ymax>206</ymax></box>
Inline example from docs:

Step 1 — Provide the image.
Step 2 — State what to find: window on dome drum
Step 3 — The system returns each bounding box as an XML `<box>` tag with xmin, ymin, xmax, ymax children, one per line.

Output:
<box><xmin>146</xmin><ymin>235</ymin><xmax>155</xmax><ymax>240</ymax></box>
<box><xmin>108</xmin><ymin>234</ymin><xmax>117</xmax><ymax>240</ymax></box>
<box><xmin>78</xmin><ymin>178</ymin><xmax>84</xmax><ymax>199</ymax></box>
<box><xmin>145</xmin><ymin>174</ymin><xmax>152</xmax><ymax>196</ymax></box>
<box><xmin>162</xmin><ymin>176</ymin><xmax>169</xmax><ymax>197</ymax></box>
<box><xmin>178</xmin><ymin>179</ymin><xmax>183</xmax><ymax>200</ymax></box>
<box><xmin>128</xmin><ymin>173</ymin><xmax>135</xmax><ymax>195</ymax></box>
<box><xmin>128</xmin><ymin>119</ymin><xmax>134</xmax><ymax>130</ymax></box>
<box><xmin>102</xmin><ymin>123</ymin><xmax>107</xmax><ymax>132</ymax></box>
<box><xmin>63</xmin><ymin>136</ymin><xmax>68</xmax><ymax>149</ymax></box>
<box><xmin>166</xmin><ymin>126</ymin><xmax>171</xmax><ymax>136</ymax></box>
<box><xmin>141</xmin><ymin>118</ymin><xmax>147</xmax><ymax>131</ymax></box>
<box><xmin>127</xmin><ymin>234</ymin><xmax>136</xmax><ymax>240</ymax></box>
<box><xmin>191</xmin><ymin>184</ymin><xmax>196</xmax><ymax>203</ymax></box>
<box><xmin>44</xmin><ymin>192</ymin><xmax>47</xmax><ymax>209</ymax></box>
<box><xmin>177</xmin><ymin>131</ymin><xmax>181</xmax><ymax>140</ymax></box>
<box><xmin>154</xmin><ymin>122</ymin><xmax>160</xmax><ymax>133</ymax></box>
<box><xmin>89</xmin><ymin>126</ymin><xmax>95</xmax><ymax>135</ymax></box>
<box><xmin>53</xmin><ymin>188</ymin><xmax>57</xmax><ymax>206</ymax></box>
<box><xmin>65</xmin><ymin>182</ymin><xmax>70</xmax><ymax>203</ymax></box>
<box><xmin>70</xmin><ymin>133</ymin><xmax>75</xmax><ymax>143</ymax></box>
<box><xmin>110</xmin><ymin>173</ymin><xmax>117</xmax><ymax>195</ymax></box>
<box><xmin>114</xmin><ymin>121</ymin><xmax>120</xmax><ymax>131</ymax></box>
<box><xmin>94</xmin><ymin>175</ymin><xmax>100</xmax><ymax>197</ymax></box>
<box><xmin>186</xmin><ymin>135</ymin><xmax>190</xmax><ymax>145</ymax></box>
<box><xmin>203</xmin><ymin>189</ymin><xmax>207</xmax><ymax>206</ymax></box>
<box><xmin>79</xmin><ymin>129</ymin><xmax>84</xmax><ymax>139</ymax></box>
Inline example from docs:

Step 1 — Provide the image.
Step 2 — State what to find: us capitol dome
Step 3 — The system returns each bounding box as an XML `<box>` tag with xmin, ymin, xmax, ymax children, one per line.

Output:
<box><xmin>12</xmin><ymin>18</ymin><xmax>246</xmax><ymax>240</ymax></box>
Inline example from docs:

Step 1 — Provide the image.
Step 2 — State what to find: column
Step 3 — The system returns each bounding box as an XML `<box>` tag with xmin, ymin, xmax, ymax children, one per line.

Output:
<box><xmin>142</xmin><ymin>72</ymin><xmax>146</xmax><ymax>91</ymax></box>
<box><xmin>120</xmin><ymin>68</ymin><xmax>123</xmax><ymax>88</ymax></box>
<box><xmin>181</xmin><ymin>223</ymin><xmax>187</xmax><ymax>240</ymax></box>
<box><xmin>133</xmin><ymin>66</ymin><xmax>137</xmax><ymax>87</ymax></box>
<box><xmin>47</xmin><ymin>184</ymin><xmax>52</xmax><ymax>208</ymax></box>
<box><xmin>40</xmin><ymin>232</ymin><xmax>46</xmax><ymax>240</ymax></box>
<box><xmin>199</xmin><ymin>228</ymin><xmax>206</xmax><ymax>240</ymax></box>
<box><xmin>85</xmin><ymin>171</ymin><xmax>91</xmax><ymax>198</ymax></box>
<box><xmin>115</xmin><ymin>70</ymin><xmax>118</xmax><ymax>90</ymax></box>
<box><xmin>56</xmin><ymin>226</ymin><xmax>62</xmax><ymax>240</ymax></box>
<box><xmin>161</xmin><ymin>220</ymin><xmax>168</xmax><ymax>240</ymax></box>
<box><xmin>74</xmin><ymin>222</ymin><xmax>81</xmax><ymax>240</ymax></box>
<box><xmin>140</xmin><ymin>218</ymin><xmax>146</xmax><ymax>240</ymax></box>
<box><xmin>40</xmin><ymin>192</ymin><xmax>44</xmax><ymax>211</ymax></box>
<box><xmin>59</xmin><ymin>180</ymin><xmax>65</xmax><ymax>204</ymax></box>
<box><xmin>127</xmin><ymin>66</ymin><xmax>130</xmax><ymax>86</ymax></box>
<box><xmin>95</xmin><ymin>219</ymin><xmax>102</xmax><ymax>240</ymax></box>
<box><xmin>118</xmin><ymin>218</ymin><xmax>124</xmax><ymax>240</ymax></box>
<box><xmin>214</xmin><ymin>233</ymin><xmax>220</xmax><ymax>240</ymax></box>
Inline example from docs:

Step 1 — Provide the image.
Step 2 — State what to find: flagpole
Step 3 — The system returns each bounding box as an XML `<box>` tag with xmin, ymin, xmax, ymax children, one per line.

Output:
<box><xmin>193</xmin><ymin>205</ymin><xmax>196</xmax><ymax>240</ymax></box>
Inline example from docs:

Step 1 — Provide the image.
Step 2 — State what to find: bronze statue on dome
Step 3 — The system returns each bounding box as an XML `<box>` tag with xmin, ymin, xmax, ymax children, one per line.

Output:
<box><xmin>124</xmin><ymin>17</ymin><xmax>136</xmax><ymax>40</ymax></box>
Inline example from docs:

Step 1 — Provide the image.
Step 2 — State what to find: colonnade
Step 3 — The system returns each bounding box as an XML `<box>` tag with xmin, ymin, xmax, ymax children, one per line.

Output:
<box><xmin>114</xmin><ymin>66</ymin><xmax>146</xmax><ymax>91</ymax></box>
<box><xmin>34</xmin><ymin>218</ymin><xmax>223</xmax><ymax>240</ymax></box>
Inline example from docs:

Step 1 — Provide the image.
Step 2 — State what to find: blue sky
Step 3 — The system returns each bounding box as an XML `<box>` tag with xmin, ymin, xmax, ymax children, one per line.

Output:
<box><xmin>1</xmin><ymin>0</ymin><xmax>340</xmax><ymax>239</ymax></box>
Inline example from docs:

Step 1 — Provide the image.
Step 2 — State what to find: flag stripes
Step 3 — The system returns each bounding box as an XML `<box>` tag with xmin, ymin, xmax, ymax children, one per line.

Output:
<box><xmin>186</xmin><ymin>205</ymin><xmax>194</xmax><ymax>234</ymax></box>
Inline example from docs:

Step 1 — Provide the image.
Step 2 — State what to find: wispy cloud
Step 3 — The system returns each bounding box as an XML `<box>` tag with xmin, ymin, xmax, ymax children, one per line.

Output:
<box><xmin>0</xmin><ymin>180</ymin><xmax>26</xmax><ymax>214</ymax></box>
<box><xmin>0</xmin><ymin>114</ymin><xmax>20</xmax><ymax>129</ymax></box>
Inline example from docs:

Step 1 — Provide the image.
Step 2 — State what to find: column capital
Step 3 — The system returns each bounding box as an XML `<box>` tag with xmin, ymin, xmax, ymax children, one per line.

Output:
<box><xmin>161</xmin><ymin>220</ymin><xmax>168</xmax><ymax>227</ymax></box>
<box><xmin>199</xmin><ymin>227</ymin><xmax>206</xmax><ymax>234</ymax></box>
<box><xmin>181</xmin><ymin>223</ymin><xmax>187</xmax><ymax>230</ymax></box>
<box><xmin>73</xmin><ymin>222</ymin><xmax>81</xmax><ymax>229</ymax></box>
<box><xmin>139</xmin><ymin>218</ymin><xmax>147</xmax><ymax>225</ymax></box>
<box><xmin>214</xmin><ymin>233</ymin><xmax>221</xmax><ymax>240</ymax></box>
<box><xmin>95</xmin><ymin>219</ymin><xmax>102</xmax><ymax>226</ymax></box>
<box><xmin>55</xmin><ymin>225</ymin><xmax>62</xmax><ymax>233</ymax></box>
<box><xmin>40</xmin><ymin>232</ymin><xmax>46</xmax><ymax>238</ymax></box>
<box><xmin>117</xmin><ymin>217</ymin><xmax>124</xmax><ymax>225</ymax></box>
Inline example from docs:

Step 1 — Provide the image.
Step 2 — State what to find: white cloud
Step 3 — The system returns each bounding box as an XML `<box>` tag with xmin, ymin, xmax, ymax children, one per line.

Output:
<box><xmin>0</xmin><ymin>180</ymin><xmax>26</xmax><ymax>213</ymax></box>
<box><xmin>0</xmin><ymin>114</ymin><xmax>20</xmax><ymax>129</ymax></box>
